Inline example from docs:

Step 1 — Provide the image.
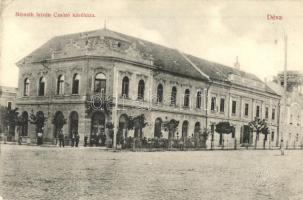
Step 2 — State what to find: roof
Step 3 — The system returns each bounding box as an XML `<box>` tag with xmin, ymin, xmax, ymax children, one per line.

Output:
<box><xmin>266</xmin><ymin>82</ymin><xmax>284</xmax><ymax>96</ymax></box>
<box><xmin>0</xmin><ymin>86</ymin><xmax>17</xmax><ymax>97</ymax></box>
<box><xmin>0</xmin><ymin>86</ymin><xmax>18</xmax><ymax>93</ymax></box>
<box><xmin>20</xmin><ymin>28</ymin><xmax>275</xmax><ymax>93</ymax></box>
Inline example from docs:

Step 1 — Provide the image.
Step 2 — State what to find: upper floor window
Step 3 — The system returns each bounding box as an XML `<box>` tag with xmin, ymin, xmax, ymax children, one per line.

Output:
<box><xmin>196</xmin><ymin>91</ymin><xmax>202</xmax><ymax>109</ymax></box>
<box><xmin>122</xmin><ymin>76</ymin><xmax>129</xmax><ymax>98</ymax></box>
<box><xmin>265</xmin><ymin>107</ymin><xmax>269</xmax><ymax>119</ymax></box>
<box><xmin>220</xmin><ymin>98</ymin><xmax>225</xmax><ymax>113</ymax></box>
<box><xmin>24</xmin><ymin>78</ymin><xmax>30</xmax><ymax>96</ymax></box>
<box><xmin>272</xmin><ymin>108</ymin><xmax>276</xmax><ymax>120</ymax></box>
<box><xmin>57</xmin><ymin>75</ymin><xmax>65</xmax><ymax>95</ymax></box>
<box><xmin>184</xmin><ymin>89</ymin><xmax>190</xmax><ymax>107</ymax></box>
<box><xmin>256</xmin><ymin>105</ymin><xmax>260</xmax><ymax>118</ymax></box>
<box><xmin>244</xmin><ymin>103</ymin><xmax>249</xmax><ymax>116</ymax></box>
<box><xmin>211</xmin><ymin>97</ymin><xmax>216</xmax><ymax>111</ymax></box>
<box><xmin>94</xmin><ymin>73</ymin><xmax>106</xmax><ymax>96</ymax></box>
<box><xmin>138</xmin><ymin>79</ymin><xmax>145</xmax><ymax>100</ymax></box>
<box><xmin>171</xmin><ymin>86</ymin><xmax>177</xmax><ymax>106</ymax></box>
<box><xmin>7</xmin><ymin>102</ymin><xmax>12</xmax><ymax>110</ymax></box>
<box><xmin>38</xmin><ymin>77</ymin><xmax>46</xmax><ymax>96</ymax></box>
<box><xmin>72</xmin><ymin>74</ymin><xmax>80</xmax><ymax>95</ymax></box>
<box><xmin>232</xmin><ymin>100</ymin><xmax>237</xmax><ymax>115</ymax></box>
<box><xmin>157</xmin><ymin>84</ymin><xmax>163</xmax><ymax>103</ymax></box>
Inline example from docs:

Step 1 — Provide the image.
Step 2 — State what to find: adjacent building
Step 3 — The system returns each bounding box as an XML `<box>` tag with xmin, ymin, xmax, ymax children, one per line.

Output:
<box><xmin>0</xmin><ymin>86</ymin><xmax>17</xmax><ymax>109</ymax></box>
<box><xmin>16</xmin><ymin>28</ymin><xmax>281</xmax><ymax>147</ymax></box>
<box><xmin>0</xmin><ymin>86</ymin><xmax>17</xmax><ymax>139</ymax></box>
<box><xmin>268</xmin><ymin>71</ymin><xmax>303</xmax><ymax>148</ymax></box>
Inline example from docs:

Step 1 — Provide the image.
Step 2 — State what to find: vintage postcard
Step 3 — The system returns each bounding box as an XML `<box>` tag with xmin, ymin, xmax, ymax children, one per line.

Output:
<box><xmin>0</xmin><ymin>0</ymin><xmax>303</xmax><ymax>199</ymax></box>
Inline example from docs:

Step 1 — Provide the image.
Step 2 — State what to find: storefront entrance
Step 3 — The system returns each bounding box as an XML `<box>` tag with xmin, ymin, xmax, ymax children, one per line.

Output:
<box><xmin>242</xmin><ymin>125</ymin><xmax>252</xmax><ymax>144</ymax></box>
<box><xmin>91</xmin><ymin>112</ymin><xmax>106</xmax><ymax>146</ymax></box>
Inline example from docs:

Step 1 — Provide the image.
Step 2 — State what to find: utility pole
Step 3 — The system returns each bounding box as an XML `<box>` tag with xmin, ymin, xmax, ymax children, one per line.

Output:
<box><xmin>281</xmin><ymin>31</ymin><xmax>288</xmax><ymax>156</ymax></box>
<box><xmin>112</xmin><ymin>65</ymin><xmax>119</xmax><ymax>149</ymax></box>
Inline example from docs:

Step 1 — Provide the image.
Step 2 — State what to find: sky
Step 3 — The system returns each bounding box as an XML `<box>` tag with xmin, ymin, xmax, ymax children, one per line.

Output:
<box><xmin>1</xmin><ymin>0</ymin><xmax>303</xmax><ymax>87</ymax></box>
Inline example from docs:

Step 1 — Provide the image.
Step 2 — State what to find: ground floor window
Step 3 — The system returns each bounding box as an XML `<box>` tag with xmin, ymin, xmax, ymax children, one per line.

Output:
<box><xmin>154</xmin><ymin>118</ymin><xmax>162</xmax><ymax>138</ymax></box>
<box><xmin>194</xmin><ymin>122</ymin><xmax>200</xmax><ymax>136</ymax></box>
<box><xmin>182</xmin><ymin>121</ymin><xmax>189</xmax><ymax>139</ymax></box>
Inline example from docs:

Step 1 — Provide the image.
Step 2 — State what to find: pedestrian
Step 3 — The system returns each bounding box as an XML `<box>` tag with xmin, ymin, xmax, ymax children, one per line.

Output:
<box><xmin>101</xmin><ymin>134</ymin><xmax>106</xmax><ymax>146</ymax></box>
<box><xmin>58</xmin><ymin>129</ymin><xmax>64</xmax><ymax>147</ymax></box>
<box><xmin>17</xmin><ymin>127</ymin><xmax>22</xmax><ymax>145</ymax></box>
<box><xmin>75</xmin><ymin>133</ymin><xmax>80</xmax><ymax>147</ymax></box>
<box><xmin>3</xmin><ymin>131</ymin><xmax>7</xmax><ymax>144</ymax></box>
<box><xmin>281</xmin><ymin>139</ymin><xmax>285</xmax><ymax>156</ymax></box>
<box><xmin>37</xmin><ymin>132</ymin><xmax>43</xmax><ymax>145</ymax></box>
<box><xmin>71</xmin><ymin>130</ymin><xmax>75</xmax><ymax>147</ymax></box>
<box><xmin>84</xmin><ymin>135</ymin><xmax>88</xmax><ymax>147</ymax></box>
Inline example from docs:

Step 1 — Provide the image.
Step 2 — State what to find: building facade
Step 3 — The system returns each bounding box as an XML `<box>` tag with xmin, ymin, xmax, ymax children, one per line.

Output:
<box><xmin>16</xmin><ymin>29</ymin><xmax>280</xmax><ymax>147</ymax></box>
<box><xmin>269</xmin><ymin>71</ymin><xmax>303</xmax><ymax>149</ymax></box>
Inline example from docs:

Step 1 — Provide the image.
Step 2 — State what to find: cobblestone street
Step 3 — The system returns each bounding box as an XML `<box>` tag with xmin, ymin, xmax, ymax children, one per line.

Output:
<box><xmin>1</xmin><ymin>145</ymin><xmax>303</xmax><ymax>200</ymax></box>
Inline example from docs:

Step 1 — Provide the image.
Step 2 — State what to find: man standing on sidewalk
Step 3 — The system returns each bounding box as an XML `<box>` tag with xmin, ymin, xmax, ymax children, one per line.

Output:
<box><xmin>58</xmin><ymin>129</ymin><xmax>64</xmax><ymax>148</ymax></box>
<box><xmin>75</xmin><ymin>133</ymin><xmax>80</xmax><ymax>147</ymax></box>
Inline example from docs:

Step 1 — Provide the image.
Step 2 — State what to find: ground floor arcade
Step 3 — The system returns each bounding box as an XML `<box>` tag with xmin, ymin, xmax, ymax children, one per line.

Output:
<box><xmin>14</xmin><ymin>103</ymin><xmax>279</xmax><ymax>148</ymax></box>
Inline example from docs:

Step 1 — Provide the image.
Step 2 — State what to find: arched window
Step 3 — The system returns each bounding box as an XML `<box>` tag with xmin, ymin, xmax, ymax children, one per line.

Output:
<box><xmin>182</xmin><ymin>121</ymin><xmax>189</xmax><ymax>138</ymax></box>
<box><xmin>196</xmin><ymin>91</ymin><xmax>202</xmax><ymax>109</ymax></box>
<box><xmin>171</xmin><ymin>86</ymin><xmax>177</xmax><ymax>105</ymax></box>
<box><xmin>194</xmin><ymin>122</ymin><xmax>201</xmax><ymax>135</ymax></box>
<box><xmin>72</xmin><ymin>74</ymin><xmax>80</xmax><ymax>94</ymax></box>
<box><xmin>94</xmin><ymin>73</ymin><xmax>106</xmax><ymax>96</ymax></box>
<box><xmin>184</xmin><ymin>89</ymin><xmax>190</xmax><ymax>107</ymax></box>
<box><xmin>38</xmin><ymin>77</ymin><xmax>46</xmax><ymax>96</ymax></box>
<box><xmin>157</xmin><ymin>84</ymin><xmax>163</xmax><ymax>103</ymax></box>
<box><xmin>122</xmin><ymin>76</ymin><xmax>129</xmax><ymax>98</ymax></box>
<box><xmin>24</xmin><ymin>78</ymin><xmax>30</xmax><ymax>96</ymax></box>
<box><xmin>138</xmin><ymin>79</ymin><xmax>145</xmax><ymax>100</ymax></box>
<box><xmin>36</xmin><ymin>111</ymin><xmax>45</xmax><ymax>133</ymax></box>
<box><xmin>154</xmin><ymin>118</ymin><xmax>162</xmax><ymax>138</ymax></box>
<box><xmin>53</xmin><ymin>111</ymin><xmax>65</xmax><ymax>138</ymax></box>
<box><xmin>57</xmin><ymin>75</ymin><xmax>65</xmax><ymax>95</ymax></box>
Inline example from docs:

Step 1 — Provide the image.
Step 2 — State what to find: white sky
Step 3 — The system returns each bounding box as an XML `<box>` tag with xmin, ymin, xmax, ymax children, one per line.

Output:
<box><xmin>1</xmin><ymin>0</ymin><xmax>303</xmax><ymax>87</ymax></box>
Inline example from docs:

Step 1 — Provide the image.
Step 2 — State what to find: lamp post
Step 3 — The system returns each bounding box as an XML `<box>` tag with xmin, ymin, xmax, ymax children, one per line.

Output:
<box><xmin>112</xmin><ymin>65</ymin><xmax>119</xmax><ymax>149</ymax></box>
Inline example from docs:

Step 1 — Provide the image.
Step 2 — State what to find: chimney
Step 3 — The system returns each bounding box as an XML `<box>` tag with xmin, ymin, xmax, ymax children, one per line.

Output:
<box><xmin>234</xmin><ymin>56</ymin><xmax>240</xmax><ymax>70</ymax></box>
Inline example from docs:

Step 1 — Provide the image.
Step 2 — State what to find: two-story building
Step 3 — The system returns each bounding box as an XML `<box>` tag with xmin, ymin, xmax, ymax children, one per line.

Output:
<box><xmin>16</xmin><ymin>28</ymin><xmax>280</xmax><ymax>147</ymax></box>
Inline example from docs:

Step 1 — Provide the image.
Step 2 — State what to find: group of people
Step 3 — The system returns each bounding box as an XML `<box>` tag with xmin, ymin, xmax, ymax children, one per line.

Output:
<box><xmin>58</xmin><ymin>130</ymin><xmax>80</xmax><ymax>148</ymax></box>
<box><xmin>89</xmin><ymin>133</ymin><xmax>107</xmax><ymax>146</ymax></box>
